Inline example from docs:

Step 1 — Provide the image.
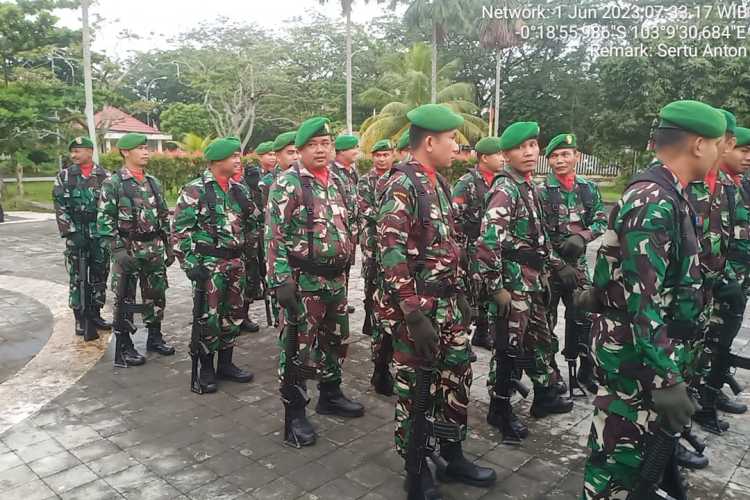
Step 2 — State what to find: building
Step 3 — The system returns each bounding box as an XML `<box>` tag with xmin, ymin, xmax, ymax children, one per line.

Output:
<box><xmin>95</xmin><ymin>106</ymin><xmax>172</xmax><ymax>152</ymax></box>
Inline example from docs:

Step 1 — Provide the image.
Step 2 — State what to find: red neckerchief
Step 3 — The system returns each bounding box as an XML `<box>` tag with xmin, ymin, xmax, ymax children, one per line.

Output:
<box><xmin>555</xmin><ymin>172</ymin><xmax>576</xmax><ymax>191</ymax></box>
<box><xmin>79</xmin><ymin>162</ymin><xmax>93</xmax><ymax>178</ymax></box>
<box><xmin>375</xmin><ymin>168</ymin><xmax>389</xmax><ymax>177</ymax></box>
<box><xmin>231</xmin><ymin>171</ymin><xmax>243</xmax><ymax>182</ymax></box>
<box><xmin>478</xmin><ymin>166</ymin><xmax>495</xmax><ymax>187</ymax></box>
<box><xmin>215</xmin><ymin>174</ymin><xmax>230</xmax><ymax>192</ymax></box>
<box><xmin>128</xmin><ymin>167</ymin><xmax>145</xmax><ymax>183</ymax></box>
<box><xmin>705</xmin><ymin>168</ymin><xmax>718</xmax><ymax>194</ymax></box>
<box><xmin>524</xmin><ymin>172</ymin><xmax>533</xmax><ymax>183</ymax></box>
<box><xmin>418</xmin><ymin>162</ymin><xmax>437</xmax><ymax>186</ymax></box>
<box><xmin>310</xmin><ymin>166</ymin><xmax>329</xmax><ymax>186</ymax></box>
<box><xmin>720</xmin><ymin>164</ymin><xmax>742</xmax><ymax>185</ymax></box>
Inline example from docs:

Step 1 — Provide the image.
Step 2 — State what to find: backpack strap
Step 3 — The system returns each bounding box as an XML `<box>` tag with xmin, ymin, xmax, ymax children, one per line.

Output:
<box><xmin>471</xmin><ymin>168</ymin><xmax>488</xmax><ymax>202</ymax></box>
<box><xmin>548</xmin><ymin>185</ymin><xmax>562</xmax><ymax>235</ymax></box>
<box><xmin>577</xmin><ymin>182</ymin><xmax>595</xmax><ymax>226</ymax></box>
<box><xmin>66</xmin><ymin>165</ymin><xmax>82</xmax><ymax>190</ymax></box>
<box><xmin>294</xmin><ymin>165</ymin><xmax>316</xmax><ymax>261</ymax></box>
<box><xmin>392</xmin><ymin>163</ymin><xmax>431</xmax><ymax>274</ymax></box>
<box><xmin>202</xmin><ymin>174</ymin><xmax>220</xmax><ymax>247</ymax></box>
<box><xmin>145</xmin><ymin>176</ymin><xmax>169</xmax><ymax>232</ymax></box>
<box><xmin>724</xmin><ymin>182</ymin><xmax>737</xmax><ymax>252</ymax></box>
<box><xmin>496</xmin><ymin>170</ymin><xmax>540</xmax><ymax>244</ymax></box>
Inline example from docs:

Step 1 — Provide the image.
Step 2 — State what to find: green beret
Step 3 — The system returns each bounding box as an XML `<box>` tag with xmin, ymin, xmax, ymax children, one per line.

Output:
<box><xmin>68</xmin><ymin>136</ymin><xmax>94</xmax><ymax>150</ymax></box>
<box><xmin>474</xmin><ymin>137</ymin><xmax>502</xmax><ymax>155</ymax></box>
<box><xmin>499</xmin><ymin>122</ymin><xmax>540</xmax><ymax>150</ymax></box>
<box><xmin>371</xmin><ymin>139</ymin><xmax>393</xmax><ymax>153</ymax></box>
<box><xmin>406</xmin><ymin>104</ymin><xmax>464</xmax><ymax>132</ymax></box>
<box><xmin>254</xmin><ymin>141</ymin><xmax>274</xmax><ymax>155</ymax></box>
<box><xmin>295</xmin><ymin>117</ymin><xmax>331</xmax><ymax>148</ymax></box>
<box><xmin>397</xmin><ymin>130</ymin><xmax>410</xmax><ymax>150</ymax></box>
<box><xmin>658</xmin><ymin>100</ymin><xmax>726</xmax><ymax>139</ymax></box>
<box><xmin>204</xmin><ymin>137</ymin><xmax>241</xmax><ymax>161</ymax></box>
<box><xmin>335</xmin><ymin>135</ymin><xmax>359</xmax><ymax>151</ymax></box>
<box><xmin>719</xmin><ymin>109</ymin><xmax>737</xmax><ymax>135</ymax></box>
<box><xmin>544</xmin><ymin>133</ymin><xmax>578</xmax><ymax>157</ymax></box>
<box><xmin>272</xmin><ymin>131</ymin><xmax>297</xmax><ymax>152</ymax></box>
<box><xmin>735</xmin><ymin>127</ymin><xmax>750</xmax><ymax>147</ymax></box>
<box><xmin>116</xmin><ymin>133</ymin><xmax>148</xmax><ymax>150</ymax></box>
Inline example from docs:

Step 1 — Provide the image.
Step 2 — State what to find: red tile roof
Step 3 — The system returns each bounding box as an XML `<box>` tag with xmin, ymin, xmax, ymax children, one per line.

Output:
<box><xmin>95</xmin><ymin>106</ymin><xmax>161</xmax><ymax>134</ymax></box>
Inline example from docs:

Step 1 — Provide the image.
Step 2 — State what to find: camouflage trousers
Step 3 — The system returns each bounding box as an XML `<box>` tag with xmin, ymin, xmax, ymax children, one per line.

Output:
<box><xmin>201</xmin><ymin>257</ymin><xmax>245</xmax><ymax>352</ymax></box>
<box><xmin>487</xmin><ymin>290</ymin><xmax>556</xmax><ymax>392</ymax></box>
<box><xmin>64</xmin><ymin>238</ymin><xmax>110</xmax><ymax>310</ymax></box>
<box><xmin>278</xmin><ymin>287</ymin><xmax>349</xmax><ymax>385</ymax></box>
<box><xmin>364</xmin><ymin>261</ymin><xmax>393</xmax><ymax>367</ymax></box>
<box><xmin>111</xmin><ymin>252</ymin><xmax>167</xmax><ymax>327</ymax></box>
<box><xmin>393</xmin><ymin>297</ymin><xmax>471</xmax><ymax>458</ymax></box>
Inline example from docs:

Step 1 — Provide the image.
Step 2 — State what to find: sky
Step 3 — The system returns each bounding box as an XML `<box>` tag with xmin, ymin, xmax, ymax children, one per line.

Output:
<box><xmin>56</xmin><ymin>0</ymin><xmax>399</xmax><ymax>60</ymax></box>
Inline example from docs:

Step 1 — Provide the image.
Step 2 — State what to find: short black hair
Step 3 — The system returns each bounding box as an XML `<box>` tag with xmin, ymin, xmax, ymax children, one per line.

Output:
<box><xmin>409</xmin><ymin>124</ymin><xmax>439</xmax><ymax>151</ymax></box>
<box><xmin>654</xmin><ymin>127</ymin><xmax>691</xmax><ymax>150</ymax></box>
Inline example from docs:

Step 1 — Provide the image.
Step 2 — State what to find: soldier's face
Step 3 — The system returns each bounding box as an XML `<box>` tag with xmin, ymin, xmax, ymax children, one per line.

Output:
<box><xmin>723</xmin><ymin>146</ymin><xmax>750</xmax><ymax>175</ymax></box>
<box><xmin>549</xmin><ymin>149</ymin><xmax>580</xmax><ymax>177</ymax></box>
<box><xmin>260</xmin><ymin>152</ymin><xmax>276</xmax><ymax>171</ymax></box>
<box><xmin>212</xmin><ymin>152</ymin><xmax>241</xmax><ymax>178</ymax></box>
<box><xmin>277</xmin><ymin>146</ymin><xmax>298</xmax><ymax>170</ymax></box>
<box><xmin>123</xmin><ymin>145</ymin><xmax>149</xmax><ymax>167</ymax></box>
<box><xmin>692</xmin><ymin>136</ymin><xmax>723</xmax><ymax>178</ymax></box>
<box><xmin>425</xmin><ymin>130</ymin><xmax>457</xmax><ymax>169</ymax></box>
<box><xmin>503</xmin><ymin>139</ymin><xmax>539</xmax><ymax>174</ymax></box>
<box><xmin>338</xmin><ymin>148</ymin><xmax>359</xmax><ymax>165</ymax></box>
<box><xmin>372</xmin><ymin>150</ymin><xmax>394</xmax><ymax>171</ymax></box>
<box><xmin>70</xmin><ymin>147</ymin><xmax>93</xmax><ymax>165</ymax></box>
<box><xmin>479</xmin><ymin>152</ymin><xmax>504</xmax><ymax>172</ymax></box>
<box><xmin>300</xmin><ymin>136</ymin><xmax>332</xmax><ymax>170</ymax></box>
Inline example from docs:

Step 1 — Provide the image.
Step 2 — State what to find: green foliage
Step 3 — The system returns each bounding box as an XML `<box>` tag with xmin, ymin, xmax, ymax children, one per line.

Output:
<box><xmin>99</xmin><ymin>152</ymin><xmax>207</xmax><ymax>195</ymax></box>
<box><xmin>160</xmin><ymin>103</ymin><xmax>214</xmax><ymax>139</ymax></box>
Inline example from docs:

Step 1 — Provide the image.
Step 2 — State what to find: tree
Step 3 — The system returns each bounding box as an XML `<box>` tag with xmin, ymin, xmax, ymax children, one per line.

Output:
<box><xmin>159</xmin><ymin>103</ymin><xmax>213</xmax><ymax>139</ymax></box>
<box><xmin>170</xmin><ymin>132</ymin><xmax>213</xmax><ymax>153</ymax></box>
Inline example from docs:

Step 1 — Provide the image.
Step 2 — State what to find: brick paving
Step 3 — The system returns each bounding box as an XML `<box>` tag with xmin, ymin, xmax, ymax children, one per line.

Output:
<box><xmin>1</xmin><ymin>214</ymin><xmax>750</xmax><ymax>499</ymax></box>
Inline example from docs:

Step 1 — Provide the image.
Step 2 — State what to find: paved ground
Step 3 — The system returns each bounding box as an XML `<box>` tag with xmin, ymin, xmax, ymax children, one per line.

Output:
<box><xmin>1</xmin><ymin>213</ymin><xmax>750</xmax><ymax>499</ymax></box>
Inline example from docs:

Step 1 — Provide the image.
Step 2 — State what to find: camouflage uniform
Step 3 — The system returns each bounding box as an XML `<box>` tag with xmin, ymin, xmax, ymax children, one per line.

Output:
<box><xmin>476</xmin><ymin>165</ymin><xmax>559</xmax><ymax>391</ymax></box>
<box><xmin>377</xmin><ymin>161</ymin><xmax>470</xmax><ymax>458</ymax></box>
<box><xmin>330</xmin><ymin>161</ymin><xmax>359</xmax><ymax>312</ymax></box>
<box><xmin>97</xmin><ymin>167</ymin><xmax>170</xmax><ymax>327</ymax></box>
<box><xmin>173</xmin><ymin>170</ymin><xmax>259</xmax><ymax>352</ymax></box>
<box><xmin>727</xmin><ymin>174</ymin><xmax>750</xmax><ymax>292</ymax></box>
<box><xmin>260</xmin><ymin>165</ymin><xmax>282</xmax><ymax>323</ymax></box>
<box><xmin>53</xmin><ymin>164</ymin><xmax>111</xmax><ymax>313</ymax></box>
<box><xmin>582</xmin><ymin>161</ymin><xmax>703</xmax><ymax>498</ymax></box>
<box><xmin>266</xmin><ymin>162</ymin><xmax>354</xmax><ymax>385</ymax></box>
<box><xmin>241</xmin><ymin>163</ymin><xmax>265</xmax><ymax>305</ymax></box>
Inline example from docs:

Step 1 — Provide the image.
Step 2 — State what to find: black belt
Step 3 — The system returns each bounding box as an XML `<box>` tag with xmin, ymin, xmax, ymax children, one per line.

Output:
<box><xmin>195</xmin><ymin>243</ymin><xmax>243</xmax><ymax>260</ymax></box>
<box><xmin>504</xmin><ymin>249</ymin><xmax>545</xmax><ymax>271</ymax></box>
<box><xmin>120</xmin><ymin>230</ymin><xmax>161</xmax><ymax>242</ymax></box>
<box><xmin>416</xmin><ymin>280</ymin><xmax>459</xmax><ymax>298</ymax></box>
<box><xmin>72</xmin><ymin>211</ymin><xmax>97</xmax><ymax>223</ymax></box>
<box><xmin>288</xmin><ymin>255</ymin><xmax>347</xmax><ymax>280</ymax></box>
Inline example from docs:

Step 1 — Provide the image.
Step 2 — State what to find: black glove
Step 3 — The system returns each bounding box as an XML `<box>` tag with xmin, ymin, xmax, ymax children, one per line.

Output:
<box><xmin>555</xmin><ymin>265</ymin><xmax>578</xmax><ymax>291</ymax></box>
<box><xmin>559</xmin><ymin>234</ymin><xmax>586</xmax><ymax>261</ymax></box>
<box><xmin>456</xmin><ymin>294</ymin><xmax>473</xmax><ymax>327</ymax></box>
<box><xmin>714</xmin><ymin>279</ymin><xmax>746</xmax><ymax>311</ymax></box>
<box><xmin>574</xmin><ymin>288</ymin><xmax>601</xmax><ymax>313</ymax></box>
<box><xmin>276</xmin><ymin>282</ymin><xmax>299</xmax><ymax>314</ymax></box>
<box><xmin>651</xmin><ymin>382</ymin><xmax>698</xmax><ymax>434</ymax></box>
<box><xmin>66</xmin><ymin>231</ymin><xmax>86</xmax><ymax>247</ymax></box>
<box><xmin>405</xmin><ymin>310</ymin><xmax>440</xmax><ymax>362</ymax></box>
<box><xmin>493</xmin><ymin>289</ymin><xmax>512</xmax><ymax>318</ymax></box>
<box><xmin>164</xmin><ymin>246</ymin><xmax>176</xmax><ymax>267</ymax></box>
<box><xmin>186</xmin><ymin>265</ymin><xmax>210</xmax><ymax>282</ymax></box>
<box><xmin>112</xmin><ymin>248</ymin><xmax>137</xmax><ymax>273</ymax></box>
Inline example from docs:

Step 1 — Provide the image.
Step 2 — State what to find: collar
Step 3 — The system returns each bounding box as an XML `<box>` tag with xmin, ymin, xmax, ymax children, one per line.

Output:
<box><xmin>477</xmin><ymin>166</ymin><xmax>496</xmax><ymax>187</ymax></box>
<box><xmin>120</xmin><ymin>166</ymin><xmax>147</xmax><ymax>182</ymax></box>
<box><xmin>720</xmin><ymin>164</ymin><xmax>743</xmax><ymax>185</ymax></box>
<box><xmin>502</xmin><ymin>165</ymin><xmax>532</xmax><ymax>185</ymax></box>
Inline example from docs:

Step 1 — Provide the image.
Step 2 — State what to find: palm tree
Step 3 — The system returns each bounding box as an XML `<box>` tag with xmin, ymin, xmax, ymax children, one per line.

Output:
<box><xmin>358</xmin><ymin>42</ymin><xmax>486</xmax><ymax>151</ymax></box>
<box><xmin>171</xmin><ymin>133</ymin><xmax>213</xmax><ymax>154</ymax></box>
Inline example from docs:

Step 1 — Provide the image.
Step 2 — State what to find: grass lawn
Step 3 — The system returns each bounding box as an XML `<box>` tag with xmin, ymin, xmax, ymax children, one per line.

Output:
<box><xmin>600</xmin><ymin>184</ymin><xmax>624</xmax><ymax>204</ymax></box>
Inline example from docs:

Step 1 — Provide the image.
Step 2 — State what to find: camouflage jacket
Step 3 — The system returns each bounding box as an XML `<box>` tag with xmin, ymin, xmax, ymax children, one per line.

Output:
<box><xmin>377</xmin><ymin>161</ymin><xmax>463</xmax><ymax>317</ymax></box>
<box><xmin>593</xmin><ymin>161</ymin><xmax>702</xmax><ymax>391</ymax></box>
<box><xmin>451</xmin><ymin>167</ymin><xmax>493</xmax><ymax>247</ymax></box>
<box><xmin>357</xmin><ymin>168</ymin><xmax>389</xmax><ymax>261</ymax></box>
<box><xmin>97</xmin><ymin>167</ymin><xmax>170</xmax><ymax>256</ymax></box>
<box><xmin>240</xmin><ymin>163</ymin><xmax>265</xmax><ymax>250</ymax></box>
<box><xmin>53</xmin><ymin>163</ymin><xmax>110</xmax><ymax>239</ymax></box>
<box><xmin>538</xmin><ymin>173</ymin><xmax>607</xmax><ymax>262</ymax></box>
<box><xmin>476</xmin><ymin>165</ymin><xmax>559</xmax><ymax>294</ymax></box>
<box><xmin>265</xmin><ymin>162</ymin><xmax>353</xmax><ymax>292</ymax></box>
<box><xmin>260</xmin><ymin>165</ymin><xmax>281</xmax><ymax>209</ymax></box>
<box><xmin>330</xmin><ymin>161</ymin><xmax>359</xmax><ymax>237</ymax></box>
<box><xmin>727</xmin><ymin>174</ymin><xmax>750</xmax><ymax>270</ymax></box>
<box><xmin>172</xmin><ymin>169</ymin><xmax>258</xmax><ymax>272</ymax></box>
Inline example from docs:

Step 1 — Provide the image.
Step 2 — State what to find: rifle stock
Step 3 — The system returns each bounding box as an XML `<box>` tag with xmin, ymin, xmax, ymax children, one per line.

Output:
<box><xmin>190</xmin><ymin>278</ymin><xmax>211</xmax><ymax>394</ymax></box>
<box><xmin>282</xmin><ymin>307</ymin><xmax>316</xmax><ymax>448</ymax></box>
<box><xmin>626</xmin><ymin>425</ymin><xmax>685</xmax><ymax>500</ymax></box>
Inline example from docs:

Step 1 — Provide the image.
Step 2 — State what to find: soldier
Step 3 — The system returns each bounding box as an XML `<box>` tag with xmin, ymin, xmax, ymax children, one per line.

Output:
<box><xmin>395</xmin><ymin>129</ymin><xmax>411</xmax><ymax>163</ymax></box>
<box><xmin>378</xmin><ymin>104</ymin><xmax>496</xmax><ymax>498</ymax></box>
<box><xmin>172</xmin><ymin>137</ymin><xmax>257</xmax><ymax>393</ymax></box>
<box><xmin>267</xmin><ymin>117</ymin><xmax>364</xmax><ymax>448</ymax></box>
<box><xmin>98</xmin><ymin>133</ymin><xmax>175</xmax><ymax>366</ymax></box>
<box><xmin>476</xmin><ymin>122</ymin><xmax>574</xmax><ymax>444</ymax></box>
<box><xmin>723</xmin><ymin>126</ymin><xmax>750</xmax><ymax>293</ymax></box>
<box><xmin>331</xmin><ymin>135</ymin><xmax>360</xmax><ymax>314</ymax></box>
<box><xmin>53</xmin><ymin>136</ymin><xmax>112</xmax><ymax>340</ymax></box>
<box><xmin>358</xmin><ymin>139</ymin><xmax>396</xmax><ymax>395</ymax></box>
<box><xmin>578</xmin><ymin>101</ymin><xmax>725</xmax><ymax>499</ymax></box>
<box><xmin>253</xmin><ymin>141</ymin><xmax>276</xmax><ymax>208</ymax></box>
<box><xmin>261</xmin><ymin>131</ymin><xmax>298</xmax><ymax>209</ymax></box>
<box><xmin>538</xmin><ymin>133</ymin><xmax>607</xmax><ymax>397</ymax></box>
<box><xmin>451</xmin><ymin>136</ymin><xmax>505</xmax><ymax>352</ymax></box>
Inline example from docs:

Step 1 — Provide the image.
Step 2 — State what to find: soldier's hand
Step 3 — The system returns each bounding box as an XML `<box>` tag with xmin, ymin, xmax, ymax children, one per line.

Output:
<box><xmin>555</xmin><ymin>265</ymin><xmax>578</xmax><ymax>291</ymax></box>
<box><xmin>714</xmin><ymin>279</ymin><xmax>745</xmax><ymax>311</ymax></box>
<box><xmin>456</xmin><ymin>294</ymin><xmax>473</xmax><ymax>327</ymax></box>
<box><xmin>276</xmin><ymin>282</ymin><xmax>299</xmax><ymax>314</ymax></box>
<box><xmin>405</xmin><ymin>310</ymin><xmax>439</xmax><ymax>362</ymax></box>
<box><xmin>186</xmin><ymin>265</ymin><xmax>210</xmax><ymax>282</ymax></box>
<box><xmin>112</xmin><ymin>248</ymin><xmax>137</xmax><ymax>273</ymax></box>
<box><xmin>651</xmin><ymin>382</ymin><xmax>698</xmax><ymax>433</ymax></box>
<box><xmin>559</xmin><ymin>234</ymin><xmax>586</xmax><ymax>261</ymax></box>
<box><xmin>493</xmin><ymin>289</ymin><xmax>512</xmax><ymax>318</ymax></box>
<box><xmin>573</xmin><ymin>288</ymin><xmax>601</xmax><ymax>313</ymax></box>
<box><xmin>66</xmin><ymin>231</ymin><xmax>86</xmax><ymax>247</ymax></box>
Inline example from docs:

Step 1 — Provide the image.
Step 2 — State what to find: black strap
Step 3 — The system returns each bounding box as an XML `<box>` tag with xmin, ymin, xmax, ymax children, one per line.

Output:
<box><xmin>548</xmin><ymin>186</ymin><xmax>562</xmax><ymax>234</ymax></box>
<box><xmin>202</xmin><ymin>175</ymin><xmax>220</xmax><ymax>247</ymax></box>
<box><xmin>496</xmin><ymin>170</ymin><xmax>541</xmax><ymax>244</ymax></box>
<box><xmin>725</xmin><ymin>182</ymin><xmax>737</xmax><ymax>252</ymax></box>
<box><xmin>295</xmin><ymin>166</ymin><xmax>316</xmax><ymax>261</ymax></box>
<box><xmin>548</xmin><ymin>182</ymin><xmax>595</xmax><ymax>235</ymax></box>
<box><xmin>229</xmin><ymin>183</ymin><xmax>253</xmax><ymax>219</ymax></box>
<box><xmin>392</xmin><ymin>164</ymin><xmax>430</xmax><ymax>274</ymax></box>
<box><xmin>471</xmin><ymin>168</ymin><xmax>488</xmax><ymax>202</ymax></box>
<box><xmin>578</xmin><ymin>182</ymin><xmax>595</xmax><ymax>224</ymax></box>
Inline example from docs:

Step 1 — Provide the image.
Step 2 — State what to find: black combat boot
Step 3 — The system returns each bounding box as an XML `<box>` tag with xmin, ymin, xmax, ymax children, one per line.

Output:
<box><xmin>436</xmin><ymin>441</ymin><xmax>496</xmax><ymax>487</ymax></box>
<box><xmin>347</xmin><ymin>305</ymin><xmax>356</xmax><ymax>314</ymax></box>
<box><xmin>216</xmin><ymin>347</ymin><xmax>254</xmax><ymax>382</ymax></box>
<box><xmin>114</xmin><ymin>332</ymin><xmax>146</xmax><ymax>367</ymax></box>
<box><xmin>239</xmin><ymin>303</ymin><xmax>260</xmax><ymax>333</ymax></box>
<box><xmin>405</xmin><ymin>460</ymin><xmax>442</xmax><ymax>500</ymax></box>
<box><xmin>282</xmin><ymin>385</ymin><xmax>316</xmax><ymax>447</ymax></box>
<box><xmin>146</xmin><ymin>324</ymin><xmax>175</xmax><ymax>356</ymax></box>
<box><xmin>471</xmin><ymin>317</ymin><xmax>494</xmax><ymax>351</ymax></box>
<box><xmin>315</xmin><ymin>381</ymin><xmax>365</xmax><ymax>417</ymax></box>
<box><xmin>675</xmin><ymin>442</ymin><xmax>708</xmax><ymax>470</ymax></box>
<box><xmin>91</xmin><ymin>307</ymin><xmax>112</xmax><ymax>330</ymax></box>
<box><xmin>716</xmin><ymin>388</ymin><xmax>748</xmax><ymax>414</ymax></box>
<box><xmin>486</xmin><ymin>396</ymin><xmax>528</xmax><ymax>444</ymax></box>
<box><xmin>576</xmin><ymin>355</ymin><xmax>598</xmax><ymax>394</ymax></box>
<box><xmin>549</xmin><ymin>357</ymin><xmax>567</xmax><ymax>395</ymax></box>
<box><xmin>73</xmin><ymin>309</ymin><xmax>84</xmax><ymax>336</ymax></box>
<box><xmin>196</xmin><ymin>352</ymin><xmax>217</xmax><ymax>394</ymax></box>
<box><xmin>530</xmin><ymin>384</ymin><xmax>574</xmax><ymax>418</ymax></box>
<box><xmin>370</xmin><ymin>364</ymin><xmax>394</xmax><ymax>396</ymax></box>
<box><xmin>694</xmin><ymin>384</ymin><xmax>730</xmax><ymax>434</ymax></box>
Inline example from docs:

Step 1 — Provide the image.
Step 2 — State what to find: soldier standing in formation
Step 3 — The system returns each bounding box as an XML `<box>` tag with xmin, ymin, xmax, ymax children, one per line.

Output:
<box><xmin>266</xmin><ymin>117</ymin><xmax>364</xmax><ymax>448</ymax></box>
<box><xmin>98</xmin><ymin>133</ymin><xmax>175</xmax><ymax>366</ymax></box>
<box><xmin>378</xmin><ymin>104</ymin><xmax>496</xmax><ymax>498</ymax></box>
<box><xmin>395</xmin><ymin>129</ymin><xmax>411</xmax><ymax>163</ymax></box>
<box><xmin>172</xmin><ymin>137</ymin><xmax>257</xmax><ymax>393</ymax></box>
<box><xmin>53</xmin><ymin>136</ymin><xmax>112</xmax><ymax>340</ymax></box>
<box><xmin>538</xmin><ymin>133</ymin><xmax>607</xmax><ymax>397</ymax></box>
<box><xmin>357</xmin><ymin>139</ymin><xmax>396</xmax><ymax>395</ymax></box>
<box><xmin>578</xmin><ymin>100</ymin><xmax>725</xmax><ymax>498</ymax></box>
